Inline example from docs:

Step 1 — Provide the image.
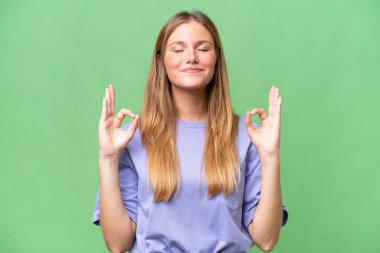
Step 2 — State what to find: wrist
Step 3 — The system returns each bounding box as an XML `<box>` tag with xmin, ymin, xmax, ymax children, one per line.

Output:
<box><xmin>257</xmin><ymin>148</ymin><xmax>279</xmax><ymax>157</ymax></box>
<box><xmin>98</xmin><ymin>147</ymin><xmax>122</xmax><ymax>158</ymax></box>
<box><xmin>258</xmin><ymin>153</ymin><xmax>280</xmax><ymax>166</ymax></box>
<box><xmin>99</xmin><ymin>153</ymin><xmax>119</xmax><ymax>164</ymax></box>
<box><xmin>98</xmin><ymin>157</ymin><xmax>119</xmax><ymax>175</ymax></box>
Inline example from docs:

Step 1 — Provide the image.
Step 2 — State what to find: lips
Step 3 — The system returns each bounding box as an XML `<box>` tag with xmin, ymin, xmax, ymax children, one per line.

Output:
<box><xmin>181</xmin><ymin>68</ymin><xmax>204</xmax><ymax>73</ymax></box>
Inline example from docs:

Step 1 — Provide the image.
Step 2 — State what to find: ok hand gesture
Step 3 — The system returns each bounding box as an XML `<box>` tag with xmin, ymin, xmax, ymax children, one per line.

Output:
<box><xmin>245</xmin><ymin>86</ymin><xmax>282</xmax><ymax>157</ymax></box>
<box><xmin>98</xmin><ymin>84</ymin><xmax>139</xmax><ymax>159</ymax></box>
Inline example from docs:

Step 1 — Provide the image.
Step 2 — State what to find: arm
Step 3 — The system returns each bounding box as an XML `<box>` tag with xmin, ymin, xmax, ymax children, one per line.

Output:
<box><xmin>245</xmin><ymin>86</ymin><xmax>284</xmax><ymax>252</ymax></box>
<box><xmin>99</xmin><ymin>158</ymin><xmax>137</xmax><ymax>253</ymax></box>
<box><xmin>97</xmin><ymin>84</ymin><xmax>139</xmax><ymax>252</ymax></box>
<box><xmin>247</xmin><ymin>156</ymin><xmax>283</xmax><ymax>252</ymax></box>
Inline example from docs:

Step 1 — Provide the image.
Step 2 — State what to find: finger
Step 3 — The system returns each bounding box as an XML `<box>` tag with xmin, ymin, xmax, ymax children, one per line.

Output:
<box><xmin>105</xmin><ymin>87</ymin><xmax>109</xmax><ymax>116</ymax></box>
<box><xmin>109</xmin><ymin>84</ymin><xmax>115</xmax><ymax>116</ymax></box>
<box><xmin>250</xmin><ymin>108</ymin><xmax>268</xmax><ymax>123</ymax></box>
<box><xmin>104</xmin><ymin>96</ymin><xmax>109</xmax><ymax>121</ymax></box>
<box><xmin>126</xmin><ymin>114</ymin><xmax>139</xmax><ymax>136</ymax></box>
<box><xmin>106</xmin><ymin>87</ymin><xmax>112</xmax><ymax>117</ymax></box>
<box><xmin>121</xmin><ymin>114</ymin><xmax>140</xmax><ymax>143</ymax></box>
<box><xmin>114</xmin><ymin>108</ymin><xmax>136</xmax><ymax>129</ymax></box>
<box><xmin>100</xmin><ymin>96</ymin><xmax>107</xmax><ymax>122</ymax></box>
<box><xmin>273</xmin><ymin>87</ymin><xmax>279</xmax><ymax>115</ymax></box>
<box><xmin>108</xmin><ymin>87</ymin><xmax>113</xmax><ymax>117</ymax></box>
<box><xmin>268</xmin><ymin>86</ymin><xmax>275</xmax><ymax>116</ymax></box>
<box><xmin>276</xmin><ymin>96</ymin><xmax>282</xmax><ymax>124</ymax></box>
<box><xmin>245</xmin><ymin>110</ymin><xmax>256</xmax><ymax>132</ymax></box>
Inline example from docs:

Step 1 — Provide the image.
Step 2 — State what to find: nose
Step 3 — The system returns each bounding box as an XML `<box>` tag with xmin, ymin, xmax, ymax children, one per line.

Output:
<box><xmin>186</xmin><ymin>49</ymin><xmax>199</xmax><ymax>64</ymax></box>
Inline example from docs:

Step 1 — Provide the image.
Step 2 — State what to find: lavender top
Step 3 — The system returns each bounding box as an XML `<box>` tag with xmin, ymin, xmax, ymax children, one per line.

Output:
<box><xmin>92</xmin><ymin>115</ymin><xmax>288</xmax><ymax>253</ymax></box>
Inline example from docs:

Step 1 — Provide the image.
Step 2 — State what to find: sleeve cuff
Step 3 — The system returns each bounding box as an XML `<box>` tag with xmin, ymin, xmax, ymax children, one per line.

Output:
<box><xmin>243</xmin><ymin>206</ymin><xmax>258</xmax><ymax>231</ymax></box>
<box><xmin>282</xmin><ymin>205</ymin><xmax>289</xmax><ymax>227</ymax></box>
<box><xmin>243</xmin><ymin>205</ymin><xmax>289</xmax><ymax>231</ymax></box>
<box><xmin>92</xmin><ymin>209</ymin><xmax>138</xmax><ymax>226</ymax></box>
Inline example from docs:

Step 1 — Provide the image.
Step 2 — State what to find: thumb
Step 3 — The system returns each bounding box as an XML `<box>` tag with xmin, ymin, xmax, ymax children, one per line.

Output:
<box><xmin>122</xmin><ymin>115</ymin><xmax>139</xmax><ymax>142</ymax></box>
<box><xmin>245</xmin><ymin>110</ymin><xmax>256</xmax><ymax>133</ymax></box>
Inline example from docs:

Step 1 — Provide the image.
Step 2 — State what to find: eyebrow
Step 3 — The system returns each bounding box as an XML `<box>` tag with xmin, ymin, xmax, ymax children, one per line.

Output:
<box><xmin>168</xmin><ymin>40</ymin><xmax>214</xmax><ymax>47</ymax></box>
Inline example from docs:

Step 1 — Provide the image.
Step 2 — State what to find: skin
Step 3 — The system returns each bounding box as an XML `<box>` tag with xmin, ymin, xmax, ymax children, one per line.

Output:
<box><xmin>245</xmin><ymin>86</ymin><xmax>284</xmax><ymax>252</ymax></box>
<box><xmin>163</xmin><ymin>20</ymin><xmax>217</xmax><ymax>121</ymax></box>
<box><xmin>98</xmin><ymin>85</ymin><xmax>138</xmax><ymax>252</ymax></box>
<box><xmin>97</xmin><ymin>20</ymin><xmax>284</xmax><ymax>252</ymax></box>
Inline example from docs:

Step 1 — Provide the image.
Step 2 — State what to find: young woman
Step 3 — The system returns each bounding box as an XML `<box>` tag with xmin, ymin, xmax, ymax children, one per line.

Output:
<box><xmin>93</xmin><ymin>11</ymin><xmax>288</xmax><ymax>253</ymax></box>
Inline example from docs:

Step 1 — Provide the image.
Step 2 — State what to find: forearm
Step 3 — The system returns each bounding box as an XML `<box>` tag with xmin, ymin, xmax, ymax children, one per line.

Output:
<box><xmin>99</xmin><ymin>158</ymin><xmax>134</xmax><ymax>253</ymax></box>
<box><xmin>248</xmin><ymin>156</ymin><xmax>283</xmax><ymax>251</ymax></box>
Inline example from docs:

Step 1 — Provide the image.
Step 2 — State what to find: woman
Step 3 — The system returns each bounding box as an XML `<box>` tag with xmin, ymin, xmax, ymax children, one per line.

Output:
<box><xmin>93</xmin><ymin>11</ymin><xmax>288</xmax><ymax>253</ymax></box>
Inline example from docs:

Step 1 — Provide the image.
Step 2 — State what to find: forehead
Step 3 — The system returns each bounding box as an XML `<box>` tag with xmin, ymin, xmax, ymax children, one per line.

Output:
<box><xmin>166</xmin><ymin>20</ymin><xmax>214</xmax><ymax>45</ymax></box>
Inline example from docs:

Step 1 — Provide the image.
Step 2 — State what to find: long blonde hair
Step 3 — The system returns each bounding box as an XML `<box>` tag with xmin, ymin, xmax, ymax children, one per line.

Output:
<box><xmin>140</xmin><ymin>11</ymin><xmax>240</xmax><ymax>202</ymax></box>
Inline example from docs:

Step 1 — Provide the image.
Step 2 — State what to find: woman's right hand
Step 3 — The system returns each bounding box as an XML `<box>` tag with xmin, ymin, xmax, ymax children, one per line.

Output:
<box><xmin>98</xmin><ymin>84</ymin><xmax>139</xmax><ymax>160</ymax></box>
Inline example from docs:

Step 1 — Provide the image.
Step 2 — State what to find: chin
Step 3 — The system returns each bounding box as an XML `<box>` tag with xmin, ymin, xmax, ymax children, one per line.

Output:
<box><xmin>177</xmin><ymin>82</ymin><xmax>209</xmax><ymax>90</ymax></box>
<box><xmin>177</xmin><ymin>77</ymin><xmax>211</xmax><ymax>88</ymax></box>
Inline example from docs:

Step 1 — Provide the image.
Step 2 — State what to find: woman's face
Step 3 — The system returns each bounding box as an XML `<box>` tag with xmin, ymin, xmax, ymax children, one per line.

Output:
<box><xmin>163</xmin><ymin>20</ymin><xmax>217</xmax><ymax>91</ymax></box>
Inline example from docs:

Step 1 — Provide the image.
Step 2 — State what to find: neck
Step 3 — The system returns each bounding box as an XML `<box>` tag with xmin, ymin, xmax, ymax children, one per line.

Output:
<box><xmin>172</xmin><ymin>86</ymin><xmax>208</xmax><ymax>122</ymax></box>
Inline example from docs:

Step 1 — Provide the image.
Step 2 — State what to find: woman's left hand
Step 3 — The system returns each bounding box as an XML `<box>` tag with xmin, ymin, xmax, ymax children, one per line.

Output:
<box><xmin>245</xmin><ymin>86</ymin><xmax>282</xmax><ymax>158</ymax></box>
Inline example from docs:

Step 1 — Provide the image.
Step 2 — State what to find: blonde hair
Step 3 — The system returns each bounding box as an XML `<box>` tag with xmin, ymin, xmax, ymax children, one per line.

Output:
<box><xmin>140</xmin><ymin>11</ymin><xmax>240</xmax><ymax>202</ymax></box>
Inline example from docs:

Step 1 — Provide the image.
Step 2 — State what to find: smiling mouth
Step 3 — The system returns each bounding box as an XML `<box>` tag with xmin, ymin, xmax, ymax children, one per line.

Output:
<box><xmin>182</xmin><ymin>69</ymin><xmax>204</xmax><ymax>73</ymax></box>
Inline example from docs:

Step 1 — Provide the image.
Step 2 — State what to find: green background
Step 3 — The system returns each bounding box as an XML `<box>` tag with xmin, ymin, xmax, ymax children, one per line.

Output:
<box><xmin>1</xmin><ymin>0</ymin><xmax>379</xmax><ymax>252</ymax></box>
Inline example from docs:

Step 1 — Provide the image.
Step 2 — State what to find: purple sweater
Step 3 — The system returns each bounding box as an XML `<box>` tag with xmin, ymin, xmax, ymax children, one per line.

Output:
<box><xmin>93</xmin><ymin>115</ymin><xmax>288</xmax><ymax>253</ymax></box>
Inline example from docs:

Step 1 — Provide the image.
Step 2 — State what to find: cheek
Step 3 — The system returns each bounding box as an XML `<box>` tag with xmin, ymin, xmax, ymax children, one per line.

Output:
<box><xmin>164</xmin><ymin>55</ymin><xmax>182</xmax><ymax>71</ymax></box>
<box><xmin>164</xmin><ymin>55</ymin><xmax>182</xmax><ymax>83</ymax></box>
<box><xmin>202</xmin><ymin>54</ymin><xmax>217</xmax><ymax>69</ymax></box>
<box><xmin>203</xmin><ymin>57</ymin><xmax>217</xmax><ymax>76</ymax></box>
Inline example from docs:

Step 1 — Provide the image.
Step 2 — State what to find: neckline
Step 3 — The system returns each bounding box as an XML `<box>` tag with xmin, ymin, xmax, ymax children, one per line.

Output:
<box><xmin>176</xmin><ymin>119</ymin><xmax>207</xmax><ymax>128</ymax></box>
